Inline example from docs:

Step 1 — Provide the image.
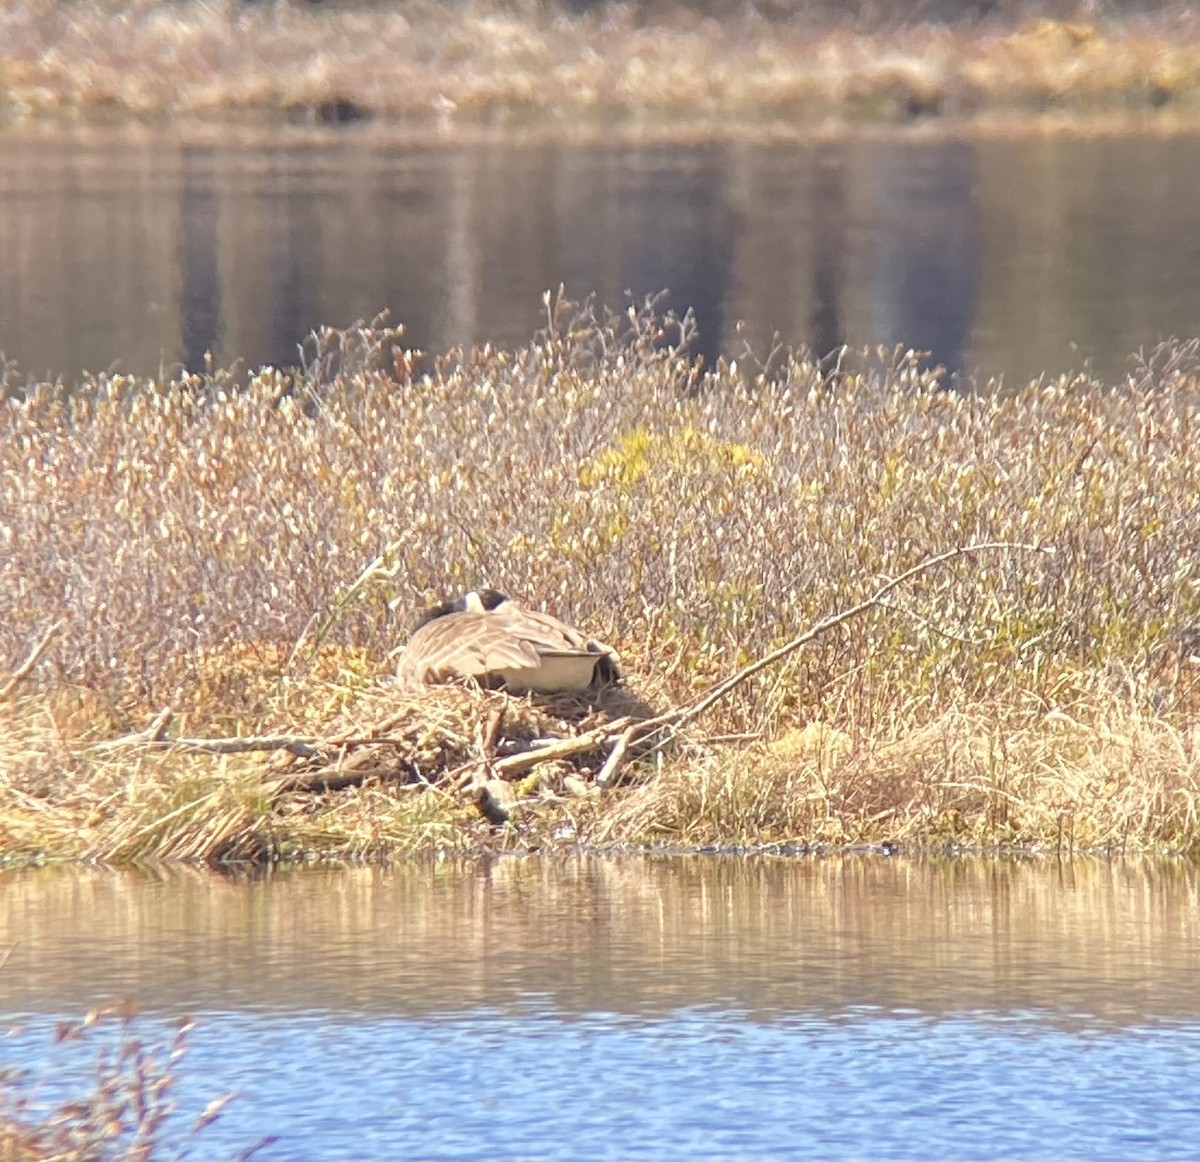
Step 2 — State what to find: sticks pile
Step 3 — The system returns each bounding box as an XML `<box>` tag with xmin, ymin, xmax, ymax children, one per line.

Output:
<box><xmin>81</xmin><ymin>543</ymin><xmax>1047</xmax><ymax>820</ymax></box>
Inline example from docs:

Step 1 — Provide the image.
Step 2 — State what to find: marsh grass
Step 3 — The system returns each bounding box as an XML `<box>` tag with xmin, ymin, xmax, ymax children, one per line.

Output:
<box><xmin>2</xmin><ymin>297</ymin><xmax>1200</xmax><ymax>859</ymax></box>
<box><xmin>600</xmin><ymin>691</ymin><xmax>1200</xmax><ymax>855</ymax></box>
<box><xmin>3</xmin><ymin>1</ymin><xmax>1200</xmax><ymax>128</ymax></box>
<box><xmin>0</xmin><ymin>1005</ymin><xmax>270</xmax><ymax>1161</ymax></box>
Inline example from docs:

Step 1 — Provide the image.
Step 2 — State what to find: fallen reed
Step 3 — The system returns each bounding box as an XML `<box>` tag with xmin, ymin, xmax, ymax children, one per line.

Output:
<box><xmin>1</xmin><ymin>297</ymin><xmax>1199</xmax><ymax>859</ymax></box>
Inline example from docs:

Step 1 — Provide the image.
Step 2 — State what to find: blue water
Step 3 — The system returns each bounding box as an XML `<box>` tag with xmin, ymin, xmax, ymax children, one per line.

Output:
<box><xmin>8</xmin><ymin>1008</ymin><xmax>1200</xmax><ymax>1160</ymax></box>
<box><xmin>3</xmin><ymin>857</ymin><xmax>1200</xmax><ymax>1159</ymax></box>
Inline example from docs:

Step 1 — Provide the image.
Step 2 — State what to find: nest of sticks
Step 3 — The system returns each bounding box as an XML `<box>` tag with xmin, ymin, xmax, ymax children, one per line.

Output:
<box><xmin>23</xmin><ymin>544</ymin><xmax>1029</xmax><ymax>838</ymax></box>
<box><xmin>261</xmin><ymin>680</ymin><xmax>662</xmax><ymax>805</ymax></box>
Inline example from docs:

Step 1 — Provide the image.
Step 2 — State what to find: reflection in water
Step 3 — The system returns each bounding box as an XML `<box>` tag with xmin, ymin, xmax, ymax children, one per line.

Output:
<box><xmin>5</xmin><ymin>857</ymin><xmax>1200</xmax><ymax>1162</ymax></box>
<box><xmin>807</xmin><ymin>140</ymin><xmax>849</xmax><ymax>367</ymax></box>
<box><xmin>867</xmin><ymin>140</ymin><xmax>979</xmax><ymax>377</ymax></box>
<box><xmin>1</xmin><ymin>856</ymin><xmax>1197</xmax><ymax>1025</ymax></box>
<box><xmin>3</xmin><ymin>129</ymin><xmax>1200</xmax><ymax>385</ymax></box>
<box><xmin>180</xmin><ymin>144</ymin><xmax>222</xmax><ymax>371</ymax></box>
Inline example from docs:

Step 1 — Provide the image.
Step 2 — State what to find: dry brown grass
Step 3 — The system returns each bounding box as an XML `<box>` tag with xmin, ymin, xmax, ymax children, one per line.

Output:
<box><xmin>2</xmin><ymin>297</ymin><xmax>1200</xmax><ymax>859</ymax></box>
<box><xmin>0</xmin><ymin>675</ymin><xmax>661</xmax><ymax>863</ymax></box>
<box><xmin>3</xmin><ymin>1</ymin><xmax>1200</xmax><ymax>129</ymax></box>
<box><xmin>599</xmin><ymin>693</ymin><xmax>1200</xmax><ymax>854</ymax></box>
<box><xmin>0</xmin><ymin>1005</ymin><xmax>269</xmax><ymax>1161</ymax></box>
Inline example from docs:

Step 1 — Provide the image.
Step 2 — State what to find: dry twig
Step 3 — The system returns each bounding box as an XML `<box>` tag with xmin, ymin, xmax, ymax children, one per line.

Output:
<box><xmin>0</xmin><ymin>620</ymin><xmax>62</xmax><ymax>702</ymax></box>
<box><xmin>591</xmin><ymin>541</ymin><xmax>1054</xmax><ymax>784</ymax></box>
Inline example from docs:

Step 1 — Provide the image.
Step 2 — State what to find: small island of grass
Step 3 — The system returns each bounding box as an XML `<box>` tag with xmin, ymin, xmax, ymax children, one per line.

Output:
<box><xmin>1</xmin><ymin>298</ymin><xmax>1198</xmax><ymax>863</ymax></box>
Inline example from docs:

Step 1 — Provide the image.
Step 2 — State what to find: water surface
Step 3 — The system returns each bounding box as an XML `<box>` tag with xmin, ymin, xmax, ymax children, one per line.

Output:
<box><xmin>2</xmin><ymin>856</ymin><xmax>1199</xmax><ymax>1159</ymax></box>
<box><xmin>2</xmin><ymin>128</ymin><xmax>1200</xmax><ymax>386</ymax></box>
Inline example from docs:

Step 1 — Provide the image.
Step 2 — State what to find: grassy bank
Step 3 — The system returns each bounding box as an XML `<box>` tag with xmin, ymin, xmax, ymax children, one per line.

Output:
<box><xmin>2</xmin><ymin>300</ymin><xmax>1199</xmax><ymax>861</ymax></box>
<box><xmin>4</xmin><ymin>1</ymin><xmax>1200</xmax><ymax>130</ymax></box>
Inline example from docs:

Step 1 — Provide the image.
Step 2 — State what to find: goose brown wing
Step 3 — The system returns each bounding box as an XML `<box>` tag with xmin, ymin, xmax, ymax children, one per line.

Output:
<box><xmin>399</xmin><ymin>613</ymin><xmax>542</xmax><ymax>685</ymax></box>
<box><xmin>488</xmin><ymin>603</ymin><xmax>596</xmax><ymax>653</ymax></box>
<box><xmin>489</xmin><ymin>602</ymin><xmax>621</xmax><ymax>678</ymax></box>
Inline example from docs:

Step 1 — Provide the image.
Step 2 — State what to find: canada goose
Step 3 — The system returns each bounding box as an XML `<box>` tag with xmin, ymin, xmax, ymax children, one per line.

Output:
<box><xmin>397</xmin><ymin>588</ymin><xmax>620</xmax><ymax>694</ymax></box>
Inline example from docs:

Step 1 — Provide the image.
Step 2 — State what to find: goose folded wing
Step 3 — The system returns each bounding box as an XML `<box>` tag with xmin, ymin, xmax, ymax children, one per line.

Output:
<box><xmin>489</xmin><ymin>604</ymin><xmax>601</xmax><ymax>655</ymax></box>
<box><xmin>401</xmin><ymin>616</ymin><xmax>543</xmax><ymax>684</ymax></box>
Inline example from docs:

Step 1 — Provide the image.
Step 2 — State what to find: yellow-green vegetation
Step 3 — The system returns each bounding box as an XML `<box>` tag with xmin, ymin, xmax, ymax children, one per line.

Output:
<box><xmin>3</xmin><ymin>0</ymin><xmax>1200</xmax><ymax>129</ymax></box>
<box><xmin>2</xmin><ymin>298</ymin><xmax>1199</xmax><ymax>861</ymax></box>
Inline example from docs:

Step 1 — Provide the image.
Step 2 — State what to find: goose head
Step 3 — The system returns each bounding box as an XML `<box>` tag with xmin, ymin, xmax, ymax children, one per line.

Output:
<box><xmin>411</xmin><ymin>588</ymin><xmax>509</xmax><ymax>632</ymax></box>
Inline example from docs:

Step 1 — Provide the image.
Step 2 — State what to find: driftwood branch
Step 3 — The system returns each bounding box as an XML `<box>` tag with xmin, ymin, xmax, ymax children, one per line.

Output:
<box><xmin>79</xmin><ymin>541</ymin><xmax>1051</xmax><ymax>801</ymax></box>
<box><xmin>266</xmin><ymin>764</ymin><xmax>418</xmax><ymax>794</ymax></box>
<box><xmin>590</xmin><ymin>540</ymin><xmax>1053</xmax><ymax>784</ymax></box>
<box><xmin>91</xmin><ymin>729</ymin><xmax>323</xmax><ymax>757</ymax></box>
<box><xmin>0</xmin><ymin>620</ymin><xmax>63</xmax><ymax>703</ymax></box>
<box><xmin>668</xmin><ymin>540</ymin><xmax>1051</xmax><ymax>734</ymax></box>
<box><xmin>160</xmin><ymin>735</ymin><xmax>326</xmax><ymax>757</ymax></box>
<box><xmin>492</xmin><ymin>716</ymin><xmax>633</xmax><ymax>777</ymax></box>
<box><xmin>595</xmin><ymin>723</ymin><xmax>641</xmax><ymax>788</ymax></box>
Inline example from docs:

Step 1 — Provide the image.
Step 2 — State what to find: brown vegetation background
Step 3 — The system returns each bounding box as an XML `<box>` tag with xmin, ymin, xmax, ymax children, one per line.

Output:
<box><xmin>3</xmin><ymin>0</ymin><xmax>1200</xmax><ymax>125</ymax></box>
<box><xmin>2</xmin><ymin>309</ymin><xmax>1199</xmax><ymax>857</ymax></box>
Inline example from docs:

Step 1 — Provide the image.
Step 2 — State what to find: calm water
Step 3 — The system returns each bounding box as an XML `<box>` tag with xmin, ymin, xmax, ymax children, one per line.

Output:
<box><xmin>2</xmin><ymin>127</ymin><xmax>1200</xmax><ymax>386</ymax></box>
<box><xmin>3</xmin><ymin>856</ymin><xmax>1200</xmax><ymax>1159</ymax></box>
